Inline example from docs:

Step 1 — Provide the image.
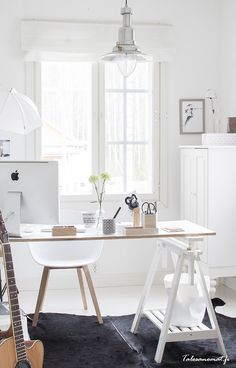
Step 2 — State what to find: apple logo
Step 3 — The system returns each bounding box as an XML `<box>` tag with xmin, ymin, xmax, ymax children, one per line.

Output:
<box><xmin>11</xmin><ymin>170</ymin><xmax>19</xmax><ymax>181</ymax></box>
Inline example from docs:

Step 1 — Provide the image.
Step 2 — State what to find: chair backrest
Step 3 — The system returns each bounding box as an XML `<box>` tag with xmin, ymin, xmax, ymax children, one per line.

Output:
<box><xmin>28</xmin><ymin>240</ymin><xmax>103</xmax><ymax>267</ymax></box>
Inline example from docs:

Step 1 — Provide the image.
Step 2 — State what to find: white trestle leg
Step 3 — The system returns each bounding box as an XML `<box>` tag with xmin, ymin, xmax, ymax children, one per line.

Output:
<box><xmin>131</xmin><ymin>240</ymin><xmax>163</xmax><ymax>334</ymax></box>
<box><xmin>131</xmin><ymin>237</ymin><xmax>227</xmax><ymax>364</ymax></box>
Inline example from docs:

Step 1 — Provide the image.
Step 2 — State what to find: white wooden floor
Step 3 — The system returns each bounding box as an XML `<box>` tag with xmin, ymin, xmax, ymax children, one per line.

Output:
<box><xmin>0</xmin><ymin>284</ymin><xmax>235</xmax><ymax>341</ymax></box>
<box><xmin>17</xmin><ymin>284</ymin><xmax>236</xmax><ymax>318</ymax></box>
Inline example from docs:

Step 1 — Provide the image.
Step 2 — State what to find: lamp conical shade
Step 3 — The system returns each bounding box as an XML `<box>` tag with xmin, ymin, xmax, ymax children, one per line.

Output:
<box><xmin>0</xmin><ymin>88</ymin><xmax>41</xmax><ymax>135</ymax></box>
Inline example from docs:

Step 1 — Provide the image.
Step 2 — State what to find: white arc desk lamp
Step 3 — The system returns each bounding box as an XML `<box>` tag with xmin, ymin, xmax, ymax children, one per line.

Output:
<box><xmin>0</xmin><ymin>87</ymin><xmax>41</xmax><ymax>135</ymax></box>
<box><xmin>0</xmin><ymin>87</ymin><xmax>42</xmax><ymax>236</ymax></box>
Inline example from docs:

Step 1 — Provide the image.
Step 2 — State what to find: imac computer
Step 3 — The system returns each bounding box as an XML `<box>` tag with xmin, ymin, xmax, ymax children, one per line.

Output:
<box><xmin>0</xmin><ymin>161</ymin><xmax>59</xmax><ymax>236</ymax></box>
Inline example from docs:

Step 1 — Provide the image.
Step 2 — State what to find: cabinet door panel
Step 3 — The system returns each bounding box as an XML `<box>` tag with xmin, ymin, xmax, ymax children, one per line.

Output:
<box><xmin>208</xmin><ymin>149</ymin><xmax>236</xmax><ymax>268</ymax></box>
<box><xmin>195</xmin><ymin>150</ymin><xmax>208</xmax><ymax>227</ymax></box>
<box><xmin>180</xmin><ymin>148</ymin><xmax>208</xmax><ymax>264</ymax></box>
<box><xmin>181</xmin><ymin>149</ymin><xmax>196</xmax><ymax>222</ymax></box>
<box><xmin>181</xmin><ymin>149</ymin><xmax>207</xmax><ymax>225</ymax></box>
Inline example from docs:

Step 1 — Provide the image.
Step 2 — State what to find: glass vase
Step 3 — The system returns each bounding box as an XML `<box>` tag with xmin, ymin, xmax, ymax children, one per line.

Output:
<box><xmin>96</xmin><ymin>204</ymin><xmax>105</xmax><ymax>232</ymax></box>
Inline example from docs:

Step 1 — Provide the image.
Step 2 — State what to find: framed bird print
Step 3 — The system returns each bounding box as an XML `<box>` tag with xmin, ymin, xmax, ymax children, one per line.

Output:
<box><xmin>179</xmin><ymin>99</ymin><xmax>205</xmax><ymax>134</ymax></box>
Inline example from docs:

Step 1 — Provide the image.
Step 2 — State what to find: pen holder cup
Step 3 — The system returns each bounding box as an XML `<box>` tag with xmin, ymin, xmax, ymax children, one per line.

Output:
<box><xmin>102</xmin><ymin>218</ymin><xmax>116</xmax><ymax>235</ymax></box>
<box><xmin>142</xmin><ymin>213</ymin><xmax>157</xmax><ymax>228</ymax></box>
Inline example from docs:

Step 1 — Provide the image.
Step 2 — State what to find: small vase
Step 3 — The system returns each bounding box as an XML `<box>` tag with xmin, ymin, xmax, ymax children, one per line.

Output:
<box><xmin>96</xmin><ymin>204</ymin><xmax>105</xmax><ymax>232</ymax></box>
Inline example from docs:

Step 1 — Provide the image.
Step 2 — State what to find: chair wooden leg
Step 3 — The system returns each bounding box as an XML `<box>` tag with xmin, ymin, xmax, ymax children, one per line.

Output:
<box><xmin>32</xmin><ymin>267</ymin><xmax>50</xmax><ymax>327</ymax></box>
<box><xmin>77</xmin><ymin>267</ymin><xmax>88</xmax><ymax>310</ymax></box>
<box><xmin>82</xmin><ymin>265</ymin><xmax>103</xmax><ymax>324</ymax></box>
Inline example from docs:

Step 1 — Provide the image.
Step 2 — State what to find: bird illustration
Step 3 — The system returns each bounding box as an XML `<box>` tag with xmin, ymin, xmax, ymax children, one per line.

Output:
<box><xmin>184</xmin><ymin>103</ymin><xmax>202</xmax><ymax>126</ymax></box>
<box><xmin>184</xmin><ymin>104</ymin><xmax>194</xmax><ymax>125</ymax></box>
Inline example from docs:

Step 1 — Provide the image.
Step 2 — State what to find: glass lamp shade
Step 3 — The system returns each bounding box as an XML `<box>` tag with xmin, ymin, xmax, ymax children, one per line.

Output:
<box><xmin>117</xmin><ymin>56</ymin><xmax>137</xmax><ymax>78</ymax></box>
<box><xmin>102</xmin><ymin>52</ymin><xmax>151</xmax><ymax>78</ymax></box>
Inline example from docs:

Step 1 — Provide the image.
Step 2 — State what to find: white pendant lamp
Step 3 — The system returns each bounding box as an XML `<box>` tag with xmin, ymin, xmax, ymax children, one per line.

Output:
<box><xmin>101</xmin><ymin>0</ymin><xmax>151</xmax><ymax>77</ymax></box>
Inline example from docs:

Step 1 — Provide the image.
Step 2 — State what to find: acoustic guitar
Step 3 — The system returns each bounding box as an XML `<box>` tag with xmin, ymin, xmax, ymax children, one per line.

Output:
<box><xmin>0</xmin><ymin>210</ymin><xmax>44</xmax><ymax>368</ymax></box>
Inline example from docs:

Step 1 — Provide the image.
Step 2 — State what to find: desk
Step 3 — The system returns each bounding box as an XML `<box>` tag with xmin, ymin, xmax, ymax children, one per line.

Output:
<box><xmin>9</xmin><ymin>220</ymin><xmax>215</xmax><ymax>242</ymax></box>
<box><xmin>7</xmin><ymin>220</ymin><xmax>227</xmax><ymax>363</ymax></box>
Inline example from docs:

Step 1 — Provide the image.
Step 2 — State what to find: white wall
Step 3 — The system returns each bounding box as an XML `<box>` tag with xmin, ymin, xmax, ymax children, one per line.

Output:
<box><xmin>0</xmin><ymin>0</ymin><xmax>223</xmax><ymax>291</ymax></box>
<box><xmin>216</xmin><ymin>0</ymin><xmax>236</xmax><ymax>291</ymax></box>
<box><xmin>218</xmin><ymin>0</ymin><xmax>236</xmax><ymax>131</ymax></box>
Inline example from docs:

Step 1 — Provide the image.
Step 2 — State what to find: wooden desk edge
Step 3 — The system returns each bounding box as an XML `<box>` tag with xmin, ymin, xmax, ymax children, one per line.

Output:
<box><xmin>9</xmin><ymin>230</ymin><xmax>216</xmax><ymax>243</ymax></box>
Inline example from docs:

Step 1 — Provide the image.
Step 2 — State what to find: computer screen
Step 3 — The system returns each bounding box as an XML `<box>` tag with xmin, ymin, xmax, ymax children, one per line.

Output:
<box><xmin>0</xmin><ymin>161</ymin><xmax>59</xmax><ymax>235</ymax></box>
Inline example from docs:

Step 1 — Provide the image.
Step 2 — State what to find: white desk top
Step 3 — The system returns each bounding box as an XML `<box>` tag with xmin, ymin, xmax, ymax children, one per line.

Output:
<box><xmin>9</xmin><ymin>221</ymin><xmax>215</xmax><ymax>243</ymax></box>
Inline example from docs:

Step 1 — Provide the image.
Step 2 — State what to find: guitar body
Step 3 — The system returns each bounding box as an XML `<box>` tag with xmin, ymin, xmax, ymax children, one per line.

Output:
<box><xmin>0</xmin><ymin>336</ymin><xmax>44</xmax><ymax>368</ymax></box>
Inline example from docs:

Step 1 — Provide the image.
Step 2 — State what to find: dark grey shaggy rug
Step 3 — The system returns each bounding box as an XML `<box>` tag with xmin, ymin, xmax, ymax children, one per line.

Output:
<box><xmin>28</xmin><ymin>298</ymin><xmax>235</xmax><ymax>368</ymax></box>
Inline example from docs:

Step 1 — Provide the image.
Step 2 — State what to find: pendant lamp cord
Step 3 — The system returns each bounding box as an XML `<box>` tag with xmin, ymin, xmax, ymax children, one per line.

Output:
<box><xmin>125</xmin><ymin>0</ymin><xmax>128</xmax><ymax>6</ymax></box>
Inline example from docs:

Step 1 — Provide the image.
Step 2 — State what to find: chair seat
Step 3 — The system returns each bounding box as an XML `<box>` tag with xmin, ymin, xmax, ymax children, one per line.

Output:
<box><xmin>38</xmin><ymin>257</ymin><xmax>96</xmax><ymax>268</ymax></box>
<box><xmin>28</xmin><ymin>240</ymin><xmax>103</xmax><ymax>268</ymax></box>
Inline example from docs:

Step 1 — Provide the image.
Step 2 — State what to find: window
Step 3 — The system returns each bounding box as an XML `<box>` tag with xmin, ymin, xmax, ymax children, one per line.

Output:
<box><xmin>39</xmin><ymin>60</ymin><xmax>159</xmax><ymax>198</ymax></box>
<box><xmin>103</xmin><ymin>63</ymin><xmax>153</xmax><ymax>194</ymax></box>
<box><xmin>41</xmin><ymin>61</ymin><xmax>93</xmax><ymax>195</ymax></box>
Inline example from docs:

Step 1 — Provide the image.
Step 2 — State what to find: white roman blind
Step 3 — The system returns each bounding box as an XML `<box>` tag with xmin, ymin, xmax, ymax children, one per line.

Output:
<box><xmin>21</xmin><ymin>20</ymin><xmax>174</xmax><ymax>62</ymax></box>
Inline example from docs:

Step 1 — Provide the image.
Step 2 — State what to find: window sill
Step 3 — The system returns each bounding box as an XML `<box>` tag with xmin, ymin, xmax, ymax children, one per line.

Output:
<box><xmin>60</xmin><ymin>192</ymin><xmax>160</xmax><ymax>204</ymax></box>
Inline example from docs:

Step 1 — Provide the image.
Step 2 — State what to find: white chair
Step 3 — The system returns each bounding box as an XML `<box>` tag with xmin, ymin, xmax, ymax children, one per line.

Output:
<box><xmin>28</xmin><ymin>240</ymin><xmax>103</xmax><ymax>327</ymax></box>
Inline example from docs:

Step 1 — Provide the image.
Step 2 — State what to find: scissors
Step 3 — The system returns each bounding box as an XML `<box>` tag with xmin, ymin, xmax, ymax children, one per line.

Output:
<box><xmin>141</xmin><ymin>201</ymin><xmax>157</xmax><ymax>215</ymax></box>
<box><xmin>125</xmin><ymin>193</ymin><xmax>139</xmax><ymax>210</ymax></box>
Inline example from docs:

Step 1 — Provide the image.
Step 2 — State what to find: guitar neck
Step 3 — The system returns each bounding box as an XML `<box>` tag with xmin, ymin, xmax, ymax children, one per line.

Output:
<box><xmin>1</xmin><ymin>242</ymin><xmax>27</xmax><ymax>362</ymax></box>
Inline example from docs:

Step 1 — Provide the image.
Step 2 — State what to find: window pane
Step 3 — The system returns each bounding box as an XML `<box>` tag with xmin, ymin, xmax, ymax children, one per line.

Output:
<box><xmin>105</xmin><ymin>144</ymin><xmax>124</xmax><ymax>194</ymax></box>
<box><xmin>41</xmin><ymin>61</ymin><xmax>93</xmax><ymax>195</ymax></box>
<box><xmin>105</xmin><ymin>93</ymin><xmax>124</xmax><ymax>141</ymax></box>
<box><xmin>127</xmin><ymin>93</ymin><xmax>152</xmax><ymax>141</ymax></box>
<box><xmin>127</xmin><ymin>144</ymin><xmax>153</xmax><ymax>193</ymax></box>
<box><xmin>105</xmin><ymin>63</ymin><xmax>123</xmax><ymax>89</ymax></box>
<box><xmin>104</xmin><ymin>61</ymin><xmax>154</xmax><ymax>194</ymax></box>
<box><xmin>126</xmin><ymin>63</ymin><xmax>151</xmax><ymax>90</ymax></box>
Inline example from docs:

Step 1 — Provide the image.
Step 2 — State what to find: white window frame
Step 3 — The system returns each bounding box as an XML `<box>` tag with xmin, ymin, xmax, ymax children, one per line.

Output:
<box><xmin>99</xmin><ymin>62</ymin><xmax>160</xmax><ymax>201</ymax></box>
<box><xmin>24</xmin><ymin>60</ymin><xmax>168</xmax><ymax>207</ymax></box>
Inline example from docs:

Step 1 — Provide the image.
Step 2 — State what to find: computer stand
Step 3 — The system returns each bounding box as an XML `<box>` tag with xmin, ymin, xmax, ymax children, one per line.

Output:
<box><xmin>0</xmin><ymin>269</ymin><xmax>2</xmax><ymax>302</ymax></box>
<box><xmin>0</xmin><ymin>258</ymin><xmax>7</xmax><ymax>302</ymax></box>
<box><xmin>0</xmin><ymin>192</ymin><xmax>21</xmax><ymax>301</ymax></box>
<box><xmin>3</xmin><ymin>191</ymin><xmax>21</xmax><ymax>237</ymax></box>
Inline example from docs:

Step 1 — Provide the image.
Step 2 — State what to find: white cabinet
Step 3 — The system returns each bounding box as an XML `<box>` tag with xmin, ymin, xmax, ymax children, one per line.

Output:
<box><xmin>180</xmin><ymin>146</ymin><xmax>236</xmax><ymax>278</ymax></box>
